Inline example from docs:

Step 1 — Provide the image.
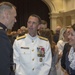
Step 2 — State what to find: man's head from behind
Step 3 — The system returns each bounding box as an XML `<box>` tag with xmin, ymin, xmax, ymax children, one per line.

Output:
<box><xmin>0</xmin><ymin>2</ymin><xmax>17</xmax><ymax>29</ymax></box>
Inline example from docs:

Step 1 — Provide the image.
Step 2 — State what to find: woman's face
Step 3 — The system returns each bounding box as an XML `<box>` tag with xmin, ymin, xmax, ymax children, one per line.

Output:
<box><xmin>68</xmin><ymin>28</ymin><xmax>75</xmax><ymax>47</ymax></box>
<box><xmin>63</xmin><ymin>28</ymin><xmax>71</xmax><ymax>41</ymax></box>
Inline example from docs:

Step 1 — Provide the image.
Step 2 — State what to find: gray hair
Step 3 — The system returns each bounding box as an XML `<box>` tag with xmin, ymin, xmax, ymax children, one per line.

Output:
<box><xmin>0</xmin><ymin>2</ymin><xmax>16</xmax><ymax>14</ymax></box>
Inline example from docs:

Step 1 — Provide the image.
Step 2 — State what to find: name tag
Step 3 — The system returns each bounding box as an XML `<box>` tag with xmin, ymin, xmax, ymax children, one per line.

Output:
<box><xmin>21</xmin><ymin>47</ymin><xmax>29</xmax><ymax>49</ymax></box>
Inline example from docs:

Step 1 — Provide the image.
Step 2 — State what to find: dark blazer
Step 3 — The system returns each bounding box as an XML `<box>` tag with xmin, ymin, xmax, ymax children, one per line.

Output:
<box><xmin>0</xmin><ymin>23</ymin><xmax>14</xmax><ymax>75</ymax></box>
<box><xmin>61</xmin><ymin>43</ymin><xmax>71</xmax><ymax>69</ymax></box>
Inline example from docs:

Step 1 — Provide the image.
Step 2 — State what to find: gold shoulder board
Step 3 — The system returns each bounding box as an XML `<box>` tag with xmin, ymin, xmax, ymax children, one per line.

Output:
<box><xmin>38</xmin><ymin>36</ymin><xmax>48</xmax><ymax>41</ymax></box>
<box><xmin>16</xmin><ymin>35</ymin><xmax>26</xmax><ymax>40</ymax></box>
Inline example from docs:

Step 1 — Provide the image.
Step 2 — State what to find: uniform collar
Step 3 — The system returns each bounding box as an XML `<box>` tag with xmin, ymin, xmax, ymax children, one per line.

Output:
<box><xmin>0</xmin><ymin>22</ymin><xmax>7</xmax><ymax>31</ymax></box>
<box><xmin>27</xmin><ymin>33</ymin><xmax>37</xmax><ymax>40</ymax></box>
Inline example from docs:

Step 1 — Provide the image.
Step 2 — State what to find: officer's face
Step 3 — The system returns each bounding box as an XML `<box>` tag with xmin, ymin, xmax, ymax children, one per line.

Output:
<box><xmin>27</xmin><ymin>16</ymin><xmax>39</xmax><ymax>36</ymax></box>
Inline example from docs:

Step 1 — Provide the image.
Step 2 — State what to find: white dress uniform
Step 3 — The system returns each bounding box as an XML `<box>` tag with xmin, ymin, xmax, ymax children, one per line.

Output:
<box><xmin>13</xmin><ymin>34</ymin><xmax>52</xmax><ymax>75</ymax></box>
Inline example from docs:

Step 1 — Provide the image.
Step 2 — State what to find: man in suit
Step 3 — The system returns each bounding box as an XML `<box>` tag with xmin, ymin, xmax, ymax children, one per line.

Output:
<box><xmin>0</xmin><ymin>2</ymin><xmax>17</xmax><ymax>75</ymax></box>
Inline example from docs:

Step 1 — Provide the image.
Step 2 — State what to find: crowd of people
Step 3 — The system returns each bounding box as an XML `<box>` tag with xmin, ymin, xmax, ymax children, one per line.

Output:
<box><xmin>0</xmin><ymin>1</ymin><xmax>75</xmax><ymax>75</ymax></box>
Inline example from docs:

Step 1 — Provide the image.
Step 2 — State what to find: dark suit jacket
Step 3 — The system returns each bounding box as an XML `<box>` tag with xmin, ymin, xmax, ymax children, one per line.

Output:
<box><xmin>53</xmin><ymin>33</ymin><xmax>59</xmax><ymax>44</ymax></box>
<box><xmin>61</xmin><ymin>43</ymin><xmax>71</xmax><ymax>69</ymax></box>
<box><xmin>0</xmin><ymin>23</ymin><xmax>14</xmax><ymax>75</ymax></box>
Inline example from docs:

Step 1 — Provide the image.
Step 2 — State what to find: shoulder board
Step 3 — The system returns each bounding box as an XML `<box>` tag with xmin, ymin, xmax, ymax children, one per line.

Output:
<box><xmin>16</xmin><ymin>35</ymin><xmax>26</xmax><ymax>40</ymax></box>
<box><xmin>0</xmin><ymin>27</ymin><xmax>3</xmax><ymax>29</ymax></box>
<box><xmin>38</xmin><ymin>36</ymin><xmax>48</xmax><ymax>41</ymax></box>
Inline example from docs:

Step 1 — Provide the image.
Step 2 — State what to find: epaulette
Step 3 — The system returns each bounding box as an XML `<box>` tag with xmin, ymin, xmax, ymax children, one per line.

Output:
<box><xmin>38</xmin><ymin>36</ymin><xmax>48</xmax><ymax>41</ymax></box>
<box><xmin>16</xmin><ymin>35</ymin><xmax>26</xmax><ymax>40</ymax></box>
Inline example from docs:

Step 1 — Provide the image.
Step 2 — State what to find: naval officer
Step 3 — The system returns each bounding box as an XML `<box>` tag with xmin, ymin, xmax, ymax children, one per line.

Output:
<box><xmin>13</xmin><ymin>14</ymin><xmax>52</xmax><ymax>75</ymax></box>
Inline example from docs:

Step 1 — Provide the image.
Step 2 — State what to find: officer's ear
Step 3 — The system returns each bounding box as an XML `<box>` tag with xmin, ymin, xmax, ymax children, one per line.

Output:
<box><xmin>3</xmin><ymin>10</ymin><xmax>10</xmax><ymax>20</ymax></box>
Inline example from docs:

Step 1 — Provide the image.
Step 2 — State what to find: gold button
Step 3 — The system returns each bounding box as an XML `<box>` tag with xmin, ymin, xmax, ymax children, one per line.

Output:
<box><xmin>24</xmin><ymin>52</ymin><xmax>25</xmax><ymax>54</ymax></box>
<box><xmin>32</xmin><ymin>49</ymin><xmax>34</xmax><ymax>52</ymax></box>
<box><xmin>32</xmin><ymin>40</ymin><xmax>34</xmax><ymax>42</ymax></box>
<box><xmin>32</xmin><ymin>58</ymin><xmax>34</xmax><ymax>61</ymax></box>
<box><xmin>32</xmin><ymin>68</ymin><xmax>34</xmax><ymax>70</ymax></box>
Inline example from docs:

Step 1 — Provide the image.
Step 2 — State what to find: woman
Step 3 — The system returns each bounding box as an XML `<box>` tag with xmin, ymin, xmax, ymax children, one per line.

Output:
<box><xmin>68</xmin><ymin>24</ymin><xmax>75</xmax><ymax>75</ymax></box>
<box><xmin>57</xmin><ymin>27</ymin><xmax>71</xmax><ymax>75</ymax></box>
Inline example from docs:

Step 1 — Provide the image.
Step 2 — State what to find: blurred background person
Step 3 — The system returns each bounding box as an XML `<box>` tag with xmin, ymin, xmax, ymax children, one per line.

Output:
<box><xmin>37</xmin><ymin>20</ymin><xmax>48</xmax><ymax>35</ymax></box>
<box><xmin>38</xmin><ymin>20</ymin><xmax>47</xmax><ymax>30</ymax></box>
<box><xmin>20</xmin><ymin>26</ymin><xmax>28</xmax><ymax>35</ymax></box>
<box><xmin>39</xmin><ymin>28</ymin><xmax>59</xmax><ymax>75</ymax></box>
<box><xmin>53</xmin><ymin>25</ymin><xmax>61</xmax><ymax>44</ymax></box>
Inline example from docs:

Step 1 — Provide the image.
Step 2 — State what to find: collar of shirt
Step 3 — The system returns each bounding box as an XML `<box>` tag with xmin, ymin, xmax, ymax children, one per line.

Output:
<box><xmin>27</xmin><ymin>33</ymin><xmax>37</xmax><ymax>41</ymax></box>
<box><xmin>0</xmin><ymin>22</ymin><xmax>7</xmax><ymax>31</ymax></box>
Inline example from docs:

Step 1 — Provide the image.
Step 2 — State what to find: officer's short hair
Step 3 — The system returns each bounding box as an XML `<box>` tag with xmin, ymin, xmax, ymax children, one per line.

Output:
<box><xmin>29</xmin><ymin>14</ymin><xmax>41</xmax><ymax>24</ymax></box>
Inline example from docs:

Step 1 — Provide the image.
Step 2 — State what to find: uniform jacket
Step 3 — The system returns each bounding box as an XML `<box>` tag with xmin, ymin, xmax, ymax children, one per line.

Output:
<box><xmin>0</xmin><ymin>22</ymin><xmax>14</xmax><ymax>75</ymax></box>
<box><xmin>13</xmin><ymin>34</ymin><xmax>52</xmax><ymax>75</ymax></box>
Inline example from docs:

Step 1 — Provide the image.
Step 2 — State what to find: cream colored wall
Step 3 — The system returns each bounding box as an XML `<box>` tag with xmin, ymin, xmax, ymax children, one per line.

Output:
<box><xmin>65</xmin><ymin>0</ymin><xmax>75</xmax><ymax>11</ymax></box>
<box><xmin>43</xmin><ymin>0</ymin><xmax>75</xmax><ymax>31</ymax></box>
<box><xmin>50</xmin><ymin>0</ymin><xmax>63</xmax><ymax>13</ymax></box>
<box><xmin>43</xmin><ymin>0</ymin><xmax>63</xmax><ymax>13</ymax></box>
